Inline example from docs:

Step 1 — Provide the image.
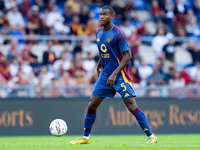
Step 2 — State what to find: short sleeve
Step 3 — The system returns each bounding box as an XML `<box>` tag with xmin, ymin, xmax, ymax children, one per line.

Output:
<box><xmin>117</xmin><ymin>30</ymin><xmax>130</xmax><ymax>53</ymax></box>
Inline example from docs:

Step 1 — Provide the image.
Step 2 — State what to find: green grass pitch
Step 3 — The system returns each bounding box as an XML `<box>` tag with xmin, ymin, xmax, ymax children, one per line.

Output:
<box><xmin>0</xmin><ymin>134</ymin><xmax>200</xmax><ymax>150</ymax></box>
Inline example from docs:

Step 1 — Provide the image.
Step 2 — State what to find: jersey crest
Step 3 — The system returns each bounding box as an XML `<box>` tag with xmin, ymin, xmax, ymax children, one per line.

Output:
<box><xmin>107</xmin><ymin>38</ymin><xmax>111</xmax><ymax>43</ymax></box>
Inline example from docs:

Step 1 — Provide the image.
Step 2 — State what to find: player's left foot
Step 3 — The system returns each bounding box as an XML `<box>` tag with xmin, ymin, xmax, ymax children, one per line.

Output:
<box><xmin>146</xmin><ymin>134</ymin><xmax>158</xmax><ymax>143</ymax></box>
<box><xmin>69</xmin><ymin>137</ymin><xmax>90</xmax><ymax>145</ymax></box>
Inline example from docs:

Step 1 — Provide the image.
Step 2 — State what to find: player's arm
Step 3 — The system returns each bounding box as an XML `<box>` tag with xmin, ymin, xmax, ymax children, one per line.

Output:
<box><xmin>96</xmin><ymin>58</ymin><xmax>102</xmax><ymax>77</ymax></box>
<box><xmin>107</xmin><ymin>50</ymin><xmax>131</xmax><ymax>87</ymax></box>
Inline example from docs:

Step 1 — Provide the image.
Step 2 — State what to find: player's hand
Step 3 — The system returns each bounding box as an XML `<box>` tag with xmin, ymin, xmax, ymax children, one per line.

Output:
<box><xmin>107</xmin><ymin>73</ymin><xmax>117</xmax><ymax>87</ymax></box>
<box><xmin>97</xmin><ymin>66</ymin><xmax>102</xmax><ymax>77</ymax></box>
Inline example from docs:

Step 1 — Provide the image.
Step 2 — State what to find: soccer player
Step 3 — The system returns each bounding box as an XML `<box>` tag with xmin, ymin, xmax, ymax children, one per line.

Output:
<box><xmin>69</xmin><ymin>5</ymin><xmax>158</xmax><ymax>144</ymax></box>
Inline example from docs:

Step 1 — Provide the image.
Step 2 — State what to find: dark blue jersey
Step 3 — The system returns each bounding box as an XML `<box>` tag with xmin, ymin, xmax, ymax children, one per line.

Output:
<box><xmin>96</xmin><ymin>25</ymin><xmax>132</xmax><ymax>82</ymax></box>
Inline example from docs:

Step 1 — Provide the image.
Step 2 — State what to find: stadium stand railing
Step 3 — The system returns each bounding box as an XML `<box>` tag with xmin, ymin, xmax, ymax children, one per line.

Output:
<box><xmin>0</xmin><ymin>85</ymin><xmax>200</xmax><ymax>99</ymax></box>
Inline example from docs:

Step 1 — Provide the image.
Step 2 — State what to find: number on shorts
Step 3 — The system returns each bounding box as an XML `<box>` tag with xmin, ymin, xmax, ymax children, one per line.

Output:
<box><xmin>121</xmin><ymin>83</ymin><xmax>126</xmax><ymax>91</ymax></box>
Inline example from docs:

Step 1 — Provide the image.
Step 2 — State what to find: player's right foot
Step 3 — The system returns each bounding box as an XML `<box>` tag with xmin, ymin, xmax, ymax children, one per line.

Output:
<box><xmin>146</xmin><ymin>134</ymin><xmax>158</xmax><ymax>143</ymax></box>
<box><xmin>69</xmin><ymin>137</ymin><xmax>90</xmax><ymax>145</ymax></box>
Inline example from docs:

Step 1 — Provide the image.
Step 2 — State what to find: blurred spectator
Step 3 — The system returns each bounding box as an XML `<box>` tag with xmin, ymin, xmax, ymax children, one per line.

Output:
<box><xmin>162</xmin><ymin>33</ymin><xmax>176</xmax><ymax>73</ymax></box>
<box><xmin>48</xmin><ymin>26</ymin><xmax>60</xmax><ymax>44</ymax></box>
<box><xmin>186</xmin><ymin>8</ymin><xmax>196</xmax><ymax>23</ymax></box>
<box><xmin>173</xmin><ymin>0</ymin><xmax>187</xmax><ymax>32</ymax></box>
<box><xmin>40</xmin><ymin>8</ymin><xmax>50</xmax><ymax>21</ymax></box>
<box><xmin>174</xmin><ymin>26</ymin><xmax>187</xmax><ymax>42</ymax></box>
<box><xmin>189</xmin><ymin>61</ymin><xmax>200</xmax><ymax>85</ymax></box>
<box><xmin>83</xmin><ymin>52</ymin><xmax>96</xmax><ymax>77</ymax></box>
<box><xmin>164</xmin><ymin>65</ymin><xmax>175</xmax><ymax>83</ymax></box>
<box><xmin>0</xmin><ymin>53</ymin><xmax>7</xmax><ymax>68</ymax></box>
<box><xmin>102</xmin><ymin>0</ymin><xmax>112</xmax><ymax>5</ymax></box>
<box><xmin>9</xmin><ymin>57</ymin><xmax>19</xmax><ymax>77</ymax></box>
<box><xmin>65</xmin><ymin>0</ymin><xmax>80</xmax><ymax>15</ymax></box>
<box><xmin>0</xmin><ymin>27</ymin><xmax>10</xmax><ymax>45</ymax></box>
<box><xmin>7</xmin><ymin>38</ymin><xmax>23</xmax><ymax>61</ymax></box>
<box><xmin>20</xmin><ymin>44</ymin><xmax>38</xmax><ymax>64</ymax></box>
<box><xmin>59</xmin><ymin>71</ymin><xmax>76</xmax><ymax>86</ymax></box>
<box><xmin>7</xmin><ymin>5</ymin><xmax>25</xmax><ymax>32</ymax></box>
<box><xmin>4</xmin><ymin>0</ymin><xmax>16</xmax><ymax>10</ymax></box>
<box><xmin>50</xmin><ymin>78</ymin><xmax>62</xmax><ymax>97</ymax></box>
<box><xmin>147</xmin><ymin>64</ymin><xmax>165</xmax><ymax>85</ymax></box>
<box><xmin>21</xmin><ymin>60</ymin><xmax>33</xmax><ymax>75</ymax></box>
<box><xmin>129</xmin><ymin>11</ymin><xmax>143</xmax><ymax>29</ymax></box>
<box><xmin>181</xmin><ymin>40</ymin><xmax>200</xmax><ymax>65</ymax></box>
<box><xmin>52</xmin><ymin>51</ymin><xmax>71</xmax><ymax>77</ymax></box>
<box><xmin>20</xmin><ymin>0</ymin><xmax>31</xmax><ymax>18</ymax></box>
<box><xmin>70</xmin><ymin>15</ymin><xmax>83</xmax><ymax>35</ymax></box>
<box><xmin>155</xmin><ymin>58</ymin><xmax>163</xmax><ymax>72</ymax></box>
<box><xmin>37</xmin><ymin>19</ymin><xmax>49</xmax><ymax>35</ymax></box>
<box><xmin>63</xmin><ymin>6</ymin><xmax>73</xmax><ymax>26</ymax></box>
<box><xmin>152</xmin><ymin>27</ymin><xmax>168</xmax><ymax>58</ymax></box>
<box><xmin>163</xmin><ymin>0</ymin><xmax>175</xmax><ymax>31</ymax></box>
<box><xmin>33</xmin><ymin>0</ymin><xmax>46</xmax><ymax>12</ymax></box>
<box><xmin>138</xmin><ymin>60</ymin><xmax>153</xmax><ymax>86</ymax></box>
<box><xmin>0</xmin><ymin>11</ymin><xmax>8</xmax><ymax>29</ymax></box>
<box><xmin>48</xmin><ymin>0</ymin><xmax>56</xmax><ymax>10</ymax></box>
<box><xmin>185</xmin><ymin>16</ymin><xmax>200</xmax><ymax>36</ymax></box>
<box><xmin>69</xmin><ymin>52</ymin><xmax>89</xmax><ymax>84</ymax></box>
<box><xmin>180</xmin><ymin>66</ymin><xmax>190</xmax><ymax>84</ymax></box>
<box><xmin>185</xmin><ymin>9</ymin><xmax>200</xmax><ymax>36</ymax></box>
<box><xmin>127</xmin><ymin>28</ymin><xmax>141</xmax><ymax>65</ymax></box>
<box><xmin>124</xmin><ymin>0</ymin><xmax>135</xmax><ymax>11</ymax></box>
<box><xmin>131</xmin><ymin>66</ymin><xmax>141</xmax><ymax>84</ymax></box>
<box><xmin>174</xmin><ymin>0</ymin><xmax>187</xmax><ymax>15</ymax></box>
<box><xmin>63</xmin><ymin>42</ymin><xmax>73</xmax><ymax>61</ymax></box>
<box><xmin>9</xmin><ymin>66</ymin><xmax>37</xmax><ymax>86</ymax></box>
<box><xmin>79</xmin><ymin>5</ymin><xmax>90</xmax><ymax>27</ymax></box>
<box><xmin>0</xmin><ymin>64</ymin><xmax>12</xmax><ymax>83</ymax></box>
<box><xmin>26</xmin><ymin>5</ymin><xmax>42</xmax><ymax>34</ymax></box>
<box><xmin>120</xmin><ymin>19</ymin><xmax>136</xmax><ymax>37</ymax></box>
<box><xmin>194</xmin><ymin>0</ymin><xmax>200</xmax><ymax>23</ymax></box>
<box><xmin>46</xmin><ymin>4</ymin><xmax>70</xmax><ymax>35</ymax></box>
<box><xmin>84</xmin><ymin>19</ymin><xmax>95</xmax><ymax>36</ymax></box>
<box><xmin>112</xmin><ymin>0</ymin><xmax>124</xmax><ymax>21</ymax></box>
<box><xmin>38</xmin><ymin>65</ymin><xmax>55</xmax><ymax>86</ymax></box>
<box><xmin>42</xmin><ymin>40</ymin><xmax>56</xmax><ymax>65</ymax></box>
<box><xmin>30</xmin><ymin>55</ymin><xmax>41</xmax><ymax>76</ymax></box>
<box><xmin>151</xmin><ymin>0</ymin><xmax>165</xmax><ymax>22</ymax></box>
<box><xmin>0</xmin><ymin>73</ymin><xmax>7</xmax><ymax>85</ymax></box>
<box><xmin>0</xmin><ymin>54</ymin><xmax>9</xmax><ymax>84</ymax></box>
<box><xmin>0</xmin><ymin>0</ymin><xmax>5</xmax><ymax>12</ymax></box>
<box><xmin>73</xmin><ymin>40</ymin><xmax>82</xmax><ymax>55</ymax></box>
<box><xmin>169</xmin><ymin>71</ymin><xmax>185</xmax><ymax>87</ymax></box>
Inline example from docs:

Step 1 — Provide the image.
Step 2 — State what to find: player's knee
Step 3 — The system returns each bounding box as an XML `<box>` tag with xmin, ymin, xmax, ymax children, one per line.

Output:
<box><xmin>124</xmin><ymin>97</ymin><xmax>138</xmax><ymax>112</ymax></box>
<box><xmin>87</xmin><ymin>98</ymin><xmax>98</xmax><ymax>111</ymax></box>
<box><xmin>126</xmin><ymin>104</ymin><xmax>137</xmax><ymax>112</ymax></box>
<box><xmin>88</xmin><ymin>103</ymin><xmax>97</xmax><ymax>111</ymax></box>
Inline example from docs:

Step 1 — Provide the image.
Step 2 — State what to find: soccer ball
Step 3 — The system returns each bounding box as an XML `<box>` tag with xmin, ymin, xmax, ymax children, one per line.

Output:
<box><xmin>49</xmin><ymin>119</ymin><xmax>68</xmax><ymax>136</ymax></box>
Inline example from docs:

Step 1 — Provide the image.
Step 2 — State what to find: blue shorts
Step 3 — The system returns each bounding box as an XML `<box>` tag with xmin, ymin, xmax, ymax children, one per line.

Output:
<box><xmin>92</xmin><ymin>71</ymin><xmax>136</xmax><ymax>99</ymax></box>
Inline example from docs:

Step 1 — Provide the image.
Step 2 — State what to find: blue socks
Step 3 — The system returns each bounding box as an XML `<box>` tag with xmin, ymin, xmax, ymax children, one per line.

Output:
<box><xmin>83</xmin><ymin>110</ymin><xmax>96</xmax><ymax>136</ymax></box>
<box><xmin>132</xmin><ymin>107</ymin><xmax>153</xmax><ymax>136</ymax></box>
<box><xmin>83</xmin><ymin>107</ymin><xmax>152</xmax><ymax>137</ymax></box>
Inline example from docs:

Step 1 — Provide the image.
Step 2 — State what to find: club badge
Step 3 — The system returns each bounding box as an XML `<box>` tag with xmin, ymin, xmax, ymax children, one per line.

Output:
<box><xmin>107</xmin><ymin>38</ymin><xmax>111</xmax><ymax>43</ymax></box>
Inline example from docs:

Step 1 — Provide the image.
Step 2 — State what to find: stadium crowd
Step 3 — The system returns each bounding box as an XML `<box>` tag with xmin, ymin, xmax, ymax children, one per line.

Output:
<box><xmin>0</xmin><ymin>0</ymin><xmax>200</xmax><ymax>89</ymax></box>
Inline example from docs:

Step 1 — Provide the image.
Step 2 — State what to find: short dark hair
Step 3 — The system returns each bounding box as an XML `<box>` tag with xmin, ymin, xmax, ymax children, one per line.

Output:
<box><xmin>101</xmin><ymin>5</ymin><xmax>114</xmax><ymax>15</ymax></box>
